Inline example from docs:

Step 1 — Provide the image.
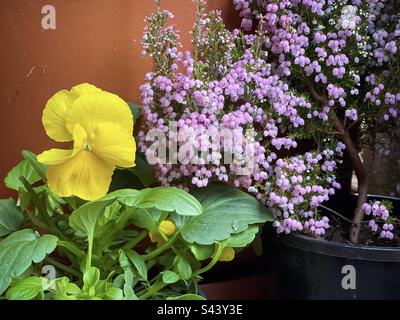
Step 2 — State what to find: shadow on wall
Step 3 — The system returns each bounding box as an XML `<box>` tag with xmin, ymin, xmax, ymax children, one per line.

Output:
<box><xmin>0</xmin><ymin>0</ymin><xmax>240</xmax><ymax>198</ymax></box>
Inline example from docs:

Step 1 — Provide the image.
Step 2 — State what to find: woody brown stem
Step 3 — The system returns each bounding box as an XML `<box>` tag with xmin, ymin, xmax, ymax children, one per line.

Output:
<box><xmin>305</xmin><ymin>79</ymin><xmax>368</xmax><ymax>244</ymax></box>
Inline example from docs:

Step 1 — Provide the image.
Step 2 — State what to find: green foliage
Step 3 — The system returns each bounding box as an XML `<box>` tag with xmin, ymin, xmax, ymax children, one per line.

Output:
<box><xmin>4</xmin><ymin>160</ymin><xmax>41</xmax><ymax>191</ymax></box>
<box><xmin>0</xmin><ymin>152</ymin><xmax>268</xmax><ymax>300</ymax></box>
<box><xmin>0</xmin><ymin>229</ymin><xmax>58</xmax><ymax>295</ymax></box>
<box><xmin>162</xmin><ymin>271</ymin><xmax>180</xmax><ymax>284</ymax></box>
<box><xmin>0</xmin><ymin>199</ymin><xmax>23</xmax><ymax>237</ymax></box>
<box><xmin>6</xmin><ymin>276</ymin><xmax>44</xmax><ymax>300</ymax></box>
<box><xmin>175</xmin><ymin>183</ymin><xmax>272</xmax><ymax>245</ymax></box>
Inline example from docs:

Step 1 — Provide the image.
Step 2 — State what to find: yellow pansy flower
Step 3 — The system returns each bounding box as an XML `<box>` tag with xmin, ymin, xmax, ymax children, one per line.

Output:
<box><xmin>149</xmin><ymin>220</ymin><xmax>176</xmax><ymax>247</ymax></box>
<box><xmin>212</xmin><ymin>245</ymin><xmax>235</xmax><ymax>262</ymax></box>
<box><xmin>37</xmin><ymin>83</ymin><xmax>136</xmax><ymax>201</ymax></box>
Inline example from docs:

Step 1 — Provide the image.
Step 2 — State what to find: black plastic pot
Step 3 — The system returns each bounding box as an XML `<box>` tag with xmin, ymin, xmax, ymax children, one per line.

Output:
<box><xmin>262</xmin><ymin>194</ymin><xmax>400</xmax><ymax>300</ymax></box>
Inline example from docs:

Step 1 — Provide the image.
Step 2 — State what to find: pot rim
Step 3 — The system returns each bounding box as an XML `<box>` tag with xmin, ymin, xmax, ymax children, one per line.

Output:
<box><xmin>277</xmin><ymin>233</ymin><xmax>400</xmax><ymax>262</ymax></box>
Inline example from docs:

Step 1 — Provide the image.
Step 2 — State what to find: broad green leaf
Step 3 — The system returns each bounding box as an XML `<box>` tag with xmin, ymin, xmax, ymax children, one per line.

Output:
<box><xmin>22</xmin><ymin>150</ymin><xmax>47</xmax><ymax>180</ymax></box>
<box><xmin>178</xmin><ymin>184</ymin><xmax>272</xmax><ymax>245</ymax></box>
<box><xmin>109</xmin><ymin>169</ymin><xmax>144</xmax><ymax>192</ymax></box>
<box><xmin>4</xmin><ymin>160</ymin><xmax>41</xmax><ymax>191</ymax></box>
<box><xmin>69</xmin><ymin>199</ymin><xmax>115</xmax><ymax>240</ymax></box>
<box><xmin>105</xmin><ymin>287</ymin><xmax>123</xmax><ymax>300</ymax></box>
<box><xmin>101</xmin><ymin>189</ymin><xmax>141</xmax><ymax>205</ymax></box>
<box><xmin>223</xmin><ymin>226</ymin><xmax>260</xmax><ymax>248</ymax></box>
<box><xmin>167</xmin><ymin>294</ymin><xmax>206</xmax><ymax>300</ymax></box>
<box><xmin>189</xmin><ymin>243</ymin><xmax>214</xmax><ymax>261</ymax></box>
<box><xmin>162</xmin><ymin>271</ymin><xmax>179</xmax><ymax>284</ymax></box>
<box><xmin>134</xmin><ymin>188</ymin><xmax>202</xmax><ymax>216</ymax></box>
<box><xmin>0</xmin><ymin>199</ymin><xmax>23</xmax><ymax>237</ymax></box>
<box><xmin>106</xmin><ymin>187</ymin><xmax>202</xmax><ymax>216</ymax></box>
<box><xmin>0</xmin><ymin>229</ymin><xmax>58</xmax><ymax>295</ymax></box>
<box><xmin>128</xmin><ymin>152</ymin><xmax>156</xmax><ymax>187</ymax></box>
<box><xmin>70</xmin><ymin>187</ymin><xmax>202</xmax><ymax>242</ymax></box>
<box><xmin>176</xmin><ymin>256</ymin><xmax>192</xmax><ymax>280</ymax></box>
<box><xmin>124</xmin><ymin>249</ymin><xmax>148</xmax><ymax>281</ymax></box>
<box><xmin>130</xmin><ymin>207</ymin><xmax>161</xmax><ymax>230</ymax></box>
<box><xmin>6</xmin><ymin>276</ymin><xmax>43</xmax><ymax>300</ymax></box>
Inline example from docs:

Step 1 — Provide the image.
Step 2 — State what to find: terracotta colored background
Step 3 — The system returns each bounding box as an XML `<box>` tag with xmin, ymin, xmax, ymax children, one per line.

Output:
<box><xmin>0</xmin><ymin>0</ymin><xmax>240</xmax><ymax>198</ymax></box>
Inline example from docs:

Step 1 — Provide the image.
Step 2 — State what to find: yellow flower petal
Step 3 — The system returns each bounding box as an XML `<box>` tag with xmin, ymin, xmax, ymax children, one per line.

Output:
<box><xmin>90</xmin><ymin>122</ymin><xmax>136</xmax><ymax>168</ymax></box>
<box><xmin>70</xmin><ymin>83</ymin><xmax>102</xmax><ymax>96</ymax></box>
<box><xmin>46</xmin><ymin>151</ymin><xmax>115</xmax><ymax>201</ymax></box>
<box><xmin>72</xmin><ymin>124</ymin><xmax>88</xmax><ymax>154</ymax></box>
<box><xmin>158</xmin><ymin>220</ymin><xmax>176</xmax><ymax>237</ymax></box>
<box><xmin>42</xmin><ymin>90</ymin><xmax>75</xmax><ymax>142</ymax></box>
<box><xmin>149</xmin><ymin>229</ymin><xmax>164</xmax><ymax>245</ymax></box>
<box><xmin>37</xmin><ymin>149</ymin><xmax>73</xmax><ymax>165</ymax></box>
<box><xmin>66</xmin><ymin>92</ymin><xmax>134</xmax><ymax>136</ymax></box>
<box><xmin>219</xmin><ymin>247</ymin><xmax>235</xmax><ymax>262</ymax></box>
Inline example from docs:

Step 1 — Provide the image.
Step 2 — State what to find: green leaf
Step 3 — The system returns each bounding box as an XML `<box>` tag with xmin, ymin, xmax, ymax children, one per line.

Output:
<box><xmin>128</xmin><ymin>102</ymin><xmax>142</xmax><ymax>121</ymax></box>
<box><xmin>134</xmin><ymin>188</ymin><xmax>202</xmax><ymax>216</ymax></box>
<box><xmin>162</xmin><ymin>271</ymin><xmax>179</xmax><ymax>284</ymax></box>
<box><xmin>69</xmin><ymin>187</ymin><xmax>202</xmax><ymax>242</ymax></box>
<box><xmin>178</xmin><ymin>184</ymin><xmax>271</xmax><ymax>245</ymax></box>
<box><xmin>4</xmin><ymin>160</ymin><xmax>41</xmax><ymax>191</ymax></box>
<box><xmin>83</xmin><ymin>267</ymin><xmax>100</xmax><ymax>289</ymax></box>
<box><xmin>118</xmin><ymin>251</ymin><xmax>139</xmax><ymax>300</ymax></box>
<box><xmin>52</xmin><ymin>277</ymin><xmax>81</xmax><ymax>298</ymax></box>
<box><xmin>176</xmin><ymin>256</ymin><xmax>192</xmax><ymax>280</ymax></box>
<box><xmin>22</xmin><ymin>150</ymin><xmax>47</xmax><ymax>180</ymax></box>
<box><xmin>109</xmin><ymin>169</ymin><xmax>144</xmax><ymax>192</ymax></box>
<box><xmin>124</xmin><ymin>249</ymin><xmax>148</xmax><ymax>281</ymax></box>
<box><xmin>0</xmin><ymin>229</ymin><xmax>58</xmax><ymax>295</ymax></box>
<box><xmin>128</xmin><ymin>152</ymin><xmax>156</xmax><ymax>187</ymax></box>
<box><xmin>105</xmin><ymin>287</ymin><xmax>123</xmax><ymax>300</ymax></box>
<box><xmin>167</xmin><ymin>294</ymin><xmax>206</xmax><ymax>300</ymax></box>
<box><xmin>189</xmin><ymin>243</ymin><xmax>214</xmax><ymax>261</ymax></box>
<box><xmin>223</xmin><ymin>226</ymin><xmax>260</xmax><ymax>248</ymax></box>
<box><xmin>0</xmin><ymin>199</ymin><xmax>23</xmax><ymax>237</ymax></box>
<box><xmin>6</xmin><ymin>276</ymin><xmax>44</xmax><ymax>300</ymax></box>
<box><xmin>69</xmin><ymin>199</ymin><xmax>115</xmax><ymax>240</ymax></box>
<box><xmin>130</xmin><ymin>208</ymin><xmax>161</xmax><ymax>230</ymax></box>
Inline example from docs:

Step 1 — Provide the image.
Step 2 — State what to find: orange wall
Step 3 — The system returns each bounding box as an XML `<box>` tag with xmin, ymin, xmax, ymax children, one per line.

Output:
<box><xmin>0</xmin><ymin>0</ymin><xmax>239</xmax><ymax>198</ymax></box>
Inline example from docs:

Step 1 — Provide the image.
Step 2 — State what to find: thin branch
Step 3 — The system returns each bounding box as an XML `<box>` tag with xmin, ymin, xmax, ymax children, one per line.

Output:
<box><xmin>319</xmin><ymin>205</ymin><xmax>354</xmax><ymax>224</ymax></box>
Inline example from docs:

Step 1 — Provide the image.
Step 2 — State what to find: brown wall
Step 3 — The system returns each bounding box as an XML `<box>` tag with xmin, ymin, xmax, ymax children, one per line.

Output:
<box><xmin>0</xmin><ymin>0</ymin><xmax>239</xmax><ymax>198</ymax></box>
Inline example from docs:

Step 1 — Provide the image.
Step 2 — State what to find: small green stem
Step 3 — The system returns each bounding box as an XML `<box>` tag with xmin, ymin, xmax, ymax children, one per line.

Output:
<box><xmin>137</xmin><ymin>280</ymin><xmax>168</xmax><ymax>299</ymax></box>
<box><xmin>58</xmin><ymin>240</ymin><xmax>85</xmax><ymax>258</ymax></box>
<box><xmin>45</xmin><ymin>257</ymin><xmax>81</xmax><ymax>278</ymax></box>
<box><xmin>142</xmin><ymin>232</ymin><xmax>179</xmax><ymax>262</ymax></box>
<box><xmin>86</xmin><ymin>236</ymin><xmax>93</xmax><ymax>271</ymax></box>
<box><xmin>20</xmin><ymin>177</ymin><xmax>70</xmax><ymax>242</ymax></box>
<box><xmin>194</xmin><ymin>244</ymin><xmax>224</xmax><ymax>275</ymax></box>
<box><xmin>122</xmin><ymin>230</ymin><xmax>148</xmax><ymax>251</ymax></box>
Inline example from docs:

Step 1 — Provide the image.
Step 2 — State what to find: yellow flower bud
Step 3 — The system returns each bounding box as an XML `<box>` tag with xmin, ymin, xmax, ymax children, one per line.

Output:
<box><xmin>158</xmin><ymin>220</ymin><xmax>176</xmax><ymax>236</ymax></box>
<box><xmin>211</xmin><ymin>245</ymin><xmax>235</xmax><ymax>262</ymax></box>
<box><xmin>149</xmin><ymin>220</ymin><xmax>176</xmax><ymax>247</ymax></box>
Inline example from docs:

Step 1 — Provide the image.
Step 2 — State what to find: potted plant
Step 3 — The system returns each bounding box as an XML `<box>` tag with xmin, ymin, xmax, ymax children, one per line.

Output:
<box><xmin>231</xmin><ymin>0</ymin><xmax>400</xmax><ymax>298</ymax></box>
<box><xmin>138</xmin><ymin>0</ymin><xmax>311</xmax><ymax>287</ymax></box>
<box><xmin>0</xmin><ymin>83</ymin><xmax>270</xmax><ymax>300</ymax></box>
<box><xmin>137</xmin><ymin>0</ymin><xmax>400</xmax><ymax>299</ymax></box>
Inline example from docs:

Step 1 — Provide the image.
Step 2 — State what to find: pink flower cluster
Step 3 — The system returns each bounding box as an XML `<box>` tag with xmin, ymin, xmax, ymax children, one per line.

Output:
<box><xmin>140</xmin><ymin>0</ymin><xmax>400</xmax><ymax>238</ymax></box>
<box><xmin>232</xmin><ymin>0</ymin><xmax>400</xmax><ymax>235</ymax></box>
<box><xmin>362</xmin><ymin>201</ymin><xmax>398</xmax><ymax>240</ymax></box>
